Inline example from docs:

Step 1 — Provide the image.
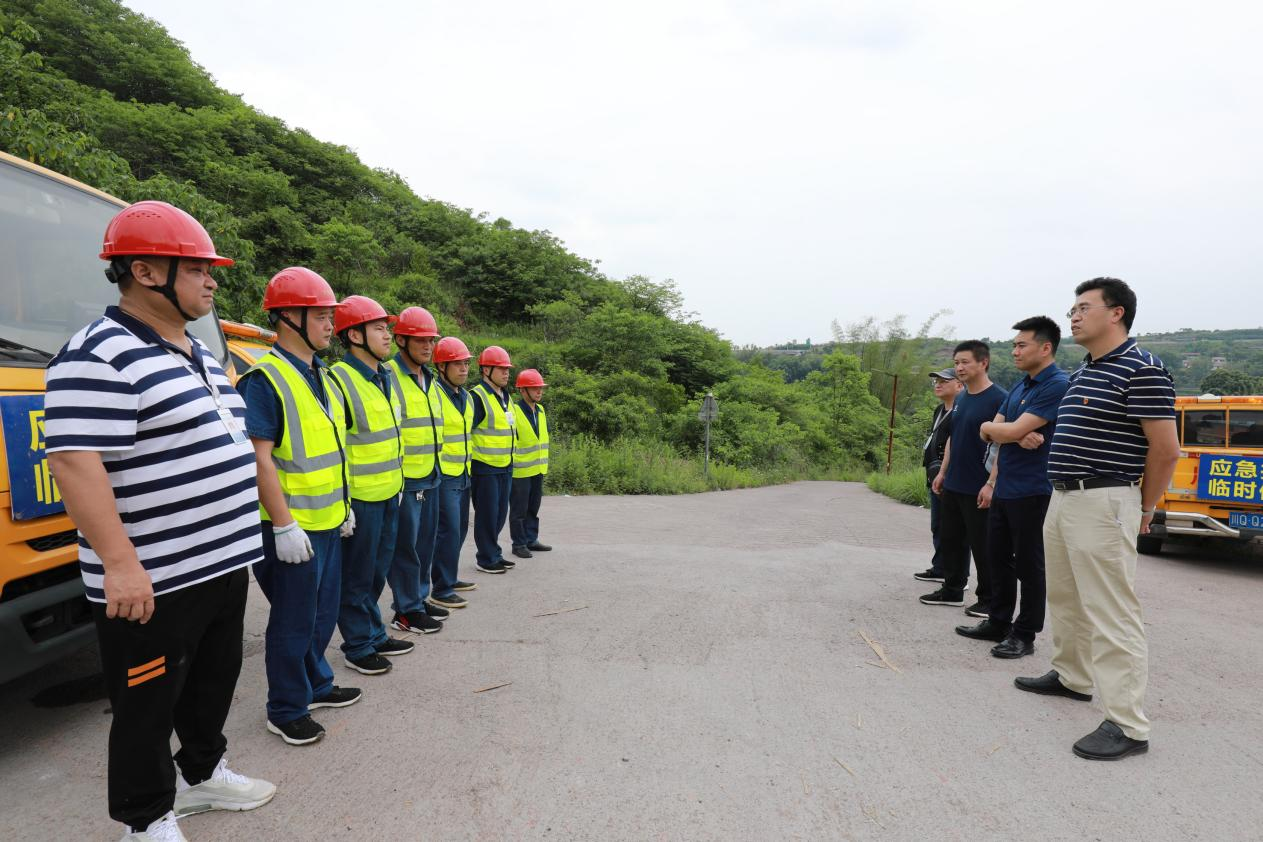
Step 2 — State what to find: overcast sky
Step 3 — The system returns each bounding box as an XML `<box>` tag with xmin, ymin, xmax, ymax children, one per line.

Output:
<box><xmin>128</xmin><ymin>0</ymin><xmax>1263</xmax><ymax>346</ymax></box>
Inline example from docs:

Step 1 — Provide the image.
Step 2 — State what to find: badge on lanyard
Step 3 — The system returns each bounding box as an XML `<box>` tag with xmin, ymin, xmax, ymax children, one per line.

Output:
<box><xmin>218</xmin><ymin>406</ymin><xmax>247</xmax><ymax>444</ymax></box>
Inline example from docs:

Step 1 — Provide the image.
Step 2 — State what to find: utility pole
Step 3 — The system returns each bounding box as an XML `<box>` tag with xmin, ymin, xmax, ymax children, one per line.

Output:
<box><xmin>870</xmin><ymin>369</ymin><xmax>899</xmax><ymax>475</ymax></box>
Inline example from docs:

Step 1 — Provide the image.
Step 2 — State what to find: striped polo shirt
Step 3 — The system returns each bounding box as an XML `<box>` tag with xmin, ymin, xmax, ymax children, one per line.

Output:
<box><xmin>1047</xmin><ymin>339</ymin><xmax>1175</xmax><ymax>483</ymax></box>
<box><xmin>44</xmin><ymin>307</ymin><xmax>263</xmax><ymax>602</ymax></box>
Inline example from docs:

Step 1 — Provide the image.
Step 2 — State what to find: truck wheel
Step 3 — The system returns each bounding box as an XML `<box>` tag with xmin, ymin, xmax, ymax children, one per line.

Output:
<box><xmin>1137</xmin><ymin>535</ymin><xmax>1162</xmax><ymax>555</ymax></box>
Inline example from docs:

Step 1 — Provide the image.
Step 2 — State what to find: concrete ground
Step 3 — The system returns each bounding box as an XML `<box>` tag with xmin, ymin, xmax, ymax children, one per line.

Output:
<box><xmin>1</xmin><ymin>481</ymin><xmax>1260</xmax><ymax>841</ymax></box>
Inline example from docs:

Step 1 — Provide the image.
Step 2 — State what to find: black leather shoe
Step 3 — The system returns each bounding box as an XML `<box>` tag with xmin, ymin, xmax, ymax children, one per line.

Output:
<box><xmin>527</xmin><ymin>541</ymin><xmax>552</xmax><ymax>552</ymax></box>
<box><xmin>954</xmin><ymin>619</ymin><xmax>1009</xmax><ymax>642</ymax></box>
<box><xmin>1014</xmin><ymin>670</ymin><xmax>1092</xmax><ymax>701</ymax></box>
<box><xmin>512</xmin><ymin>546</ymin><xmax>533</xmax><ymax>559</ymax></box>
<box><xmin>1073</xmin><ymin>720</ymin><xmax>1149</xmax><ymax>760</ymax></box>
<box><xmin>991</xmin><ymin>635</ymin><xmax>1034</xmax><ymax>659</ymax></box>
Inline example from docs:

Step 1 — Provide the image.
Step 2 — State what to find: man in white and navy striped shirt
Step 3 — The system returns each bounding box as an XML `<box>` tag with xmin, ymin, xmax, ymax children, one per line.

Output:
<box><xmin>1014</xmin><ymin>277</ymin><xmax>1179</xmax><ymax>762</ymax></box>
<box><xmin>46</xmin><ymin>202</ymin><xmax>274</xmax><ymax>841</ymax></box>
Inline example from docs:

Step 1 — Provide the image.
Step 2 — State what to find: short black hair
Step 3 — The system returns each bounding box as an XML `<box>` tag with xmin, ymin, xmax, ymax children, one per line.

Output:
<box><xmin>1012</xmin><ymin>316</ymin><xmax>1061</xmax><ymax>352</ymax></box>
<box><xmin>952</xmin><ymin>340</ymin><xmax>990</xmax><ymax>369</ymax></box>
<box><xmin>1075</xmin><ymin>277</ymin><xmax>1137</xmax><ymax>330</ymax></box>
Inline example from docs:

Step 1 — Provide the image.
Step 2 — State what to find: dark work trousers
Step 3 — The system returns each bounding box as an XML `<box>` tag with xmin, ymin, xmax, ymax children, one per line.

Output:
<box><xmin>254</xmin><ymin>525</ymin><xmax>342</xmax><ymax>725</ymax></box>
<box><xmin>431</xmin><ymin>473</ymin><xmax>470</xmax><ymax>598</ymax></box>
<box><xmin>389</xmin><ymin>473</ymin><xmax>442</xmax><ymax>616</ymax></box>
<box><xmin>509</xmin><ymin>474</ymin><xmax>544</xmax><ymax>548</ymax></box>
<box><xmin>93</xmin><ymin>566</ymin><xmax>248</xmax><ymax>830</ymax></box>
<box><xmin>928</xmin><ymin>488</ymin><xmax>944</xmax><ymax>574</ymax></box>
<box><xmin>338</xmin><ymin>495</ymin><xmax>399</xmax><ymax>661</ymax></box>
<box><xmin>471</xmin><ymin>469</ymin><xmax>512</xmax><ymax>565</ymax></box>
<box><xmin>937</xmin><ymin>489</ymin><xmax>993</xmax><ymax>606</ymax></box>
<box><xmin>987</xmin><ymin>494</ymin><xmax>1051</xmax><ymax>641</ymax></box>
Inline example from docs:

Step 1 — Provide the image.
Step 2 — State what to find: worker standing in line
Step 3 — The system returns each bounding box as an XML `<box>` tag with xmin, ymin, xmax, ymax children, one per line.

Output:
<box><xmin>469</xmin><ymin>346</ymin><xmax>517</xmax><ymax>574</ymax></box>
<box><xmin>428</xmin><ymin>336</ymin><xmax>479</xmax><ymax>609</ymax></box>
<box><xmin>240</xmin><ymin>268</ymin><xmax>360</xmax><ymax>747</ymax></box>
<box><xmin>329</xmin><ymin>296</ymin><xmax>412</xmax><ymax>675</ymax></box>
<box><xmin>383</xmin><ymin>307</ymin><xmax>448</xmax><ymax>633</ymax></box>
<box><xmin>46</xmin><ymin>202</ymin><xmax>274</xmax><ymax>840</ymax></box>
<box><xmin>509</xmin><ymin>369</ymin><xmax>553</xmax><ymax>559</ymax></box>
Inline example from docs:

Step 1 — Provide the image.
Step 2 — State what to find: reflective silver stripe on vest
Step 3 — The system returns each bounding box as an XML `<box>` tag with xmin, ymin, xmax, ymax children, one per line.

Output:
<box><xmin>440</xmin><ymin>452</ymin><xmax>467</xmax><ymax>463</ymax></box>
<box><xmin>477</xmin><ymin>445</ymin><xmax>514</xmax><ymax>455</ymax></box>
<box><xmin>260</xmin><ymin>358</ymin><xmax>339</xmax><ymax>474</ymax></box>
<box><xmin>286</xmin><ymin>488</ymin><xmax>346</xmax><ymax>510</ymax></box>
<box><xmin>514</xmin><ymin>444</ymin><xmax>542</xmax><ymax>455</ymax></box>
<box><xmin>444</xmin><ymin>433</ymin><xmax>468</xmax><ymax>444</ymax></box>
<box><xmin>347</xmin><ymin>427</ymin><xmax>399</xmax><ymax>445</ymax></box>
<box><xmin>401</xmin><ymin>417</ymin><xmax>431</xmax><ymax>429</ymax></box>
<box><xmin>513</xmin><ymin>458</ymin><xmax>549</xmax><ymax>469</ymax></box>
<box><xmin>405</xmin><ymin>443</ymin><xmax>439</xmax><ymax>456</ymax></box>
<box><xmin>350</xmin><ymin>458</ymin><xmax>403</xmax><ymax>476</ymax></box>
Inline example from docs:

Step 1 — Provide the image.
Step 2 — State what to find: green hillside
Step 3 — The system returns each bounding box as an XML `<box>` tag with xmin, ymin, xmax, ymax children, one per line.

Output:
<box><xmin>0</xmin><ymin>0</ymin><xmax>895</xmax><ymax>491</ymax></box>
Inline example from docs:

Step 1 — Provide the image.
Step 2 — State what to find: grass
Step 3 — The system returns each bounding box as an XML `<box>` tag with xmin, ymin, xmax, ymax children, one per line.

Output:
<box><xmin>865</xmin><ymin>467</ymin><xmax>930</xmax><ymax>508</ymax></box>
<box><xmin>546</xmin><ymin>435</ymin><xmax>865</xmax><ymax>495</ymax></box>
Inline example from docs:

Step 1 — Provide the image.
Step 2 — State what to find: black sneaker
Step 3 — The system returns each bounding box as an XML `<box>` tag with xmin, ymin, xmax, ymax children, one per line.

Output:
<box><xmin>267</xmin><ymin>714</ymin><xmax>325</xmax><ymax>745</ymax></box>
<box><xmin>391</xmin><ymin>611</ymin><xmax>442</xmax><ymax>635</ymax></box>
<box><xmin>310</xmin><ymin>686</ymin><xmax>362</xmax><ymax>709</ymax></box>
<box><xmin>498</xmin><ymin>557</ymin><xmax>516</xmax><ymax>569</ymax></box>
<box><xmin>476</xmin><ymin>562</ymin><xmax>508</xmax><ymax>574</ymax></box>
<box><xmin>425</xmin><ymin>602</ymin><xmax>451</xmax><ymax>621</ymax></box>
<box><xmin>344</xmin><ymin>653</ymin><xmax>392</xmax><ymax>675</ymax></box>
<box><xmin>919</xmin><ymin>588</ymin><xmax>965</xmax><ymax>606</ymax></box>
<box><xmin>964</xmin><ymin>602</ymin><xmax>989</xmax><ymax>618</ymax></box>
<box><xmin>376</xmin><ymin>637</ymin><xmax>415</xmax><ymax>656</ymax></box>
<box><xmin>452</xmin><ymin>580</ymin><xmax>478</xmax><ymax>592</ymax></box>
<box><xmin>512</xmin><ymin>546</ymin><xmax>533</xmax><ymax>559</ymax></box>
<box><xmin>527</xmin><ymin>542</ymin><xmax>552</xmax><ymax>552</ymax></box>
<box><xmin>913</xmin><ymin>568</ymin><xmax>945</xmax><ymax>582</ymax></box>
<box><xmin>429</xmin><ymin>593</ymin><xmax>467</xmax><ymax>609</ymax></box>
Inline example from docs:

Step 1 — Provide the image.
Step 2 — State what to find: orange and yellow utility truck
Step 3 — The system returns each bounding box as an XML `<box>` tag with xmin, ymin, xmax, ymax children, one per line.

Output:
<box><xmin>0</xmin><ymin>150</ymin><xmax>240</xmax><ymax>682</ymax></box>
<box><xmin>1143</xmin><ymin>393</ymin><xmax>1263</xmax><ymax>555</ymax></box>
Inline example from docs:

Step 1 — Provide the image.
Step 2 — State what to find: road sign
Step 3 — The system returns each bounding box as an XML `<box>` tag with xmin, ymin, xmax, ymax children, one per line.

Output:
<box><xmin>698</xmin><ymin>393</ymin><xmax>719</xmax><ymax>422</ymax></box>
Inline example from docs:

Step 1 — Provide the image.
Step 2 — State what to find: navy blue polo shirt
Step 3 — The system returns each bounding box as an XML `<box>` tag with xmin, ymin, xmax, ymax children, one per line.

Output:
<box><xmin>994</xmin><ymin>363</ymin><xmax>1070</xmax><ymax>499</ymax></box>
<box><xmin>944</xmin><ymin>383</ymin><xmax>1008</xmax><ymax>495</ymax></box>
<box><xmin>240</xmin><ymin>344</ymin><xmax>331</xmax><ymax>447</ymax></box>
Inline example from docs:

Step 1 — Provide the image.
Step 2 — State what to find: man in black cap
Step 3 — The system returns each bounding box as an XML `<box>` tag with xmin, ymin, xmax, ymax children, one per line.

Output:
<box><xmin>914</xmin><ymin>368</ymin><xmax>961</xmax><ymax>583</ymax></box>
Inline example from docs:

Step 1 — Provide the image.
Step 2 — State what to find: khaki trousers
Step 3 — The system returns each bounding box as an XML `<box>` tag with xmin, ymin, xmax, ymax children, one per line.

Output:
<box><xmin>1043</xmin><ymin>485</ymin><xmax>1150</xmax><ymax>740</ymax></box>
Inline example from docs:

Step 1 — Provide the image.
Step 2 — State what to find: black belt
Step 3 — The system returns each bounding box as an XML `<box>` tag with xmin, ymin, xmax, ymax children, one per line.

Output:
<box><xmin>1051</xmin><ymin>477</ymin><xmax>1138</xmax><ymax>491</ymax></box>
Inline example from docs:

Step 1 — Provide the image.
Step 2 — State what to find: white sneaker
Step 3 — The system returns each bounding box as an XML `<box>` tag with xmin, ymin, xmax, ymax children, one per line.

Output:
<box><xmin>120</xmin><ymin>811</ymin><xmax>187</xmax><ymax>841</ymax></box>
<box><xmin>174</xmin><ymin>757</ymin><xmax>277</xmax><ymax>816</ymax></box>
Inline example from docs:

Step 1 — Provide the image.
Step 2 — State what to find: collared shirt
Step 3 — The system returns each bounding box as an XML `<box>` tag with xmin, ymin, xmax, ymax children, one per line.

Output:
<box><xmin>994</xmin><ymin>363</ymin><xmax>1070</xmax><ymax>499</ymax></box>
<box><xmin>1048</xmin><ymin>339</ymin><xmax>1176</xmax><ymax>483</ymax></box>
<box><xmin>44</xmin><ymin>306</ymin><xmax>263</xmax><ymax>602</ymax></box>
<box><xmin>338</xmin><ymin>352</ymin><xmax>392</xmax><ymax>400</ymax></box>
<box><xmin>240</xmin><ymin>343</ymin><xmax>330</xmax><ymax>447</ymax></box>
<box><xmin>516</xmin><ymin>400</ymin><xmax>541</xmax><ymax>437</ymax></box>
<box><xmin>943</xmin><ymin>383</ymin><xmax>1008</xmax><ymax>495</ymax></box>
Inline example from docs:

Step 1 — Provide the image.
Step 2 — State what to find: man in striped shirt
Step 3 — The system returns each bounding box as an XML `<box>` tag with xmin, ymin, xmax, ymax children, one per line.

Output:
<box><xmin>45</xmin><ymin>202</ymin><xmax>274</xmax><ymax>840</ymax></box>
<box><xmin>1014</xmin><ymin>278</ymin><xmax>1179</xmax><ymax>761</ymax></box>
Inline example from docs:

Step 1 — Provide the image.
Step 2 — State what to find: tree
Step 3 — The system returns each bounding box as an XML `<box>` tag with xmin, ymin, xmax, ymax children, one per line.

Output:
<box><xmin>1199</xmin><ymin>369</ymin><xmax>1260</xmax><ymax>396</ymax></box>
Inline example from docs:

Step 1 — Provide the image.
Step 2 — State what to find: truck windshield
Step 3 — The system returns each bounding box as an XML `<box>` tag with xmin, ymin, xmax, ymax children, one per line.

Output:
<box><xmin>0</xmin><ymin>159</ymin><xmax>229</xmax><ymax>369</ymax></box>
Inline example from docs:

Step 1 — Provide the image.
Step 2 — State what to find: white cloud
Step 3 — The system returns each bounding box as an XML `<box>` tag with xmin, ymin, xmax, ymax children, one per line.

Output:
<box><xmin>128</xmin><ymin>0</ymin><xmax>1263</xmax><ymax>344</ymax></box>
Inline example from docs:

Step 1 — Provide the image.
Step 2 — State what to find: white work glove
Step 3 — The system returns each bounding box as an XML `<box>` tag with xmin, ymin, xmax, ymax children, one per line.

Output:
<box><xmin>340</xmin><ymin>507</ymin><xmax>356</xmax><ymax>538</ymax></box>
<box><xmin>273</xmin><ymin>521</ymin><xmax>313</xmax><ymax>564</ymax></box>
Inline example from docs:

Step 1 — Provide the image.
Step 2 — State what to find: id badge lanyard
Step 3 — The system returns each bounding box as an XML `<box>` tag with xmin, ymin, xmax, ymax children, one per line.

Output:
<box><xmin>165</xmin><ymin>346</ymin><xmax>247</xmax><ymax>444</ymax></box>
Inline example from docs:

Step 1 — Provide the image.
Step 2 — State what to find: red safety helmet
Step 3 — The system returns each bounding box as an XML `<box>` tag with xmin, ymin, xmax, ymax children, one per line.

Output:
<box><xmin>478</xmin><ymin>345</ymin><xmax>512</xmax><ymax>368</ymax></box>
<box><xmin>515</xmin><ymin>369</ymin><xmax>547</xmax><ymax>388</ymax></box>
<box><xmin>335</xmin><ymin>295</ymin><xmax>397</xmax><ymax>335</ymax></box>
<box><xmin>433</xmin><ymin>337</ymin><xmax>472</xmax><ymax>364</ymax></box>
<box><xmin>263</xmin><ymin>267</ymin><xmax>338</xmax><ymax>310</ymax></box>
<box><xmin>100</xmin><ymin>201</ymin><xmax>233</xmax><ymax>266</ymax></box>
<box><xmin>394</xmin><ymin>306</ymin><xmax>440</xmax><ymax>338</ymax></box>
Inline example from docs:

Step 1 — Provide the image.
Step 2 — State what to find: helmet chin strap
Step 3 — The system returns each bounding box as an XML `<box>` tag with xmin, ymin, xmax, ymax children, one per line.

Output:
<box><xmin>401</xmin><ymin>338</ymin><xmax>428</xmax><ymax>370</ymax></box>
<box><xmin>278</xmin><ymin>310</ymin><xmax>320</xmax><ymax>352</ymax></box>
<box><xmin>149</xmin><ymin>257</ymin><xmax>200</xmax><ymax>323</ymax></box>
<box><xmin>343</xmin><ymin>328</ymin><xmax>388</xmax><ymax>363</ymax></box>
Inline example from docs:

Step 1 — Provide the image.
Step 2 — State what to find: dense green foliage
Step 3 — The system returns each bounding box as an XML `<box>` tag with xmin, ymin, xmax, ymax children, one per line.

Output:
<box><xmin>0</xmin><ymin>1</ymin><xmax>894</xmax><ymax>491</ymax></box>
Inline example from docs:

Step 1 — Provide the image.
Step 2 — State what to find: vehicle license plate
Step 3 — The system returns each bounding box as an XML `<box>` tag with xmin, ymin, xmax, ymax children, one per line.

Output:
<box><xmin>1228</xmin><ymin>511</ymin><xmax>1263</xmax><ymax>530</ymax></box>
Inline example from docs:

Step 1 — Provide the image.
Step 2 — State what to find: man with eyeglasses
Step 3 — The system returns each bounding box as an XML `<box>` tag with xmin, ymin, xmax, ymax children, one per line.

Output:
<box><xmin>1014</xmin><ymin>278</ymin><xmax>1179</xmax><ymax>761</ymax></box>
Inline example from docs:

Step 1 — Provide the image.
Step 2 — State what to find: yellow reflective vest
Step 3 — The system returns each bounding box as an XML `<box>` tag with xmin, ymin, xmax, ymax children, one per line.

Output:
<box><xmin>384</xmin><ymin>357</ymin><xmax>443</xmax><ymax>480</ymax></box>
<box><xmin>436</xmin><ymin>381</ymin><xmax>474</xmax><ymax>477</ymax></box>
<box><xmin>330</xmin><ymin>359</ymin><xmax>404</xmax><ymax>502</ymax></box>
<box><xmin>512</xmin><ymin>401</ymin><xmax>549</xmax><ymax>478</ymax></box>
<box><xmin>248</xmin><ymin>352</ymin><xmax>350</xmax><ymax>531</ymax></box>
<box><xmin>470</xmin><ymin>382</ymin><xmax>516</xmax><ymax>468</ymax></box>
